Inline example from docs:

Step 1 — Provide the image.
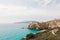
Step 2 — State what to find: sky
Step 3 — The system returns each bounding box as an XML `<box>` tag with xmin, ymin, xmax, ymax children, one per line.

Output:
<box><xmin>0</xmin><ymin>0</ymin><xmax>60</xmax><ymax>23</ymax></box>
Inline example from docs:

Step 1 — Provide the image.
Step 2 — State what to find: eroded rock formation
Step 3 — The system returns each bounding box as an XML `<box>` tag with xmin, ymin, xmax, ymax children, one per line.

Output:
<box><xmin>22</xmin><ymin>27</ymin><xmax>60</xmax><ymax>40</ymax></box>
<box><xmin>28</xmin><ymin>19</ymin><xmax>60</xmax><ymax>30</ymax></box>
<box><xmin>22</xmin><ymin>19</ymin><xmax>60</xmax><ymax>40</ymax></box>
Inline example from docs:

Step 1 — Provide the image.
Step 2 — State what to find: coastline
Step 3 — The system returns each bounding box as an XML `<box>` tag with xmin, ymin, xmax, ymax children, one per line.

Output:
<box><xmin>22</xmin><ymin>19</ymin><xmax>60</xmax><ymax>40</ymax></box>
<box><xmin>22</xmin><ymin>27</ymin><xmax>60</xmax><ymax>40</ymax></box>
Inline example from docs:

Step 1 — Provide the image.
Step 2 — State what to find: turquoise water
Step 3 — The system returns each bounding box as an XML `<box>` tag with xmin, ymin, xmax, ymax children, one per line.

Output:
<box><xmin>0</xmin><ymin>23</ymin><xmax>39</xmax><ymax>40</ymax></box>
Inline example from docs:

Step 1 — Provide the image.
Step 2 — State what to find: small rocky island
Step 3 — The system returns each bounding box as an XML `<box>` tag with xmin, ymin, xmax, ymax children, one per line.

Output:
<box><xmin>22</xmin><ymin>19</ymin><xmax>60</xmax><ymax>40</ymax></box>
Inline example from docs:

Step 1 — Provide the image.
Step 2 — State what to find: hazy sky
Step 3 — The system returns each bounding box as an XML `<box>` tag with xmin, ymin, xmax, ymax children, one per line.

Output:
<box><xmin>0</xmin><ymin>0</ymin><xmax>60</xmax><ymax>23</ymax></box>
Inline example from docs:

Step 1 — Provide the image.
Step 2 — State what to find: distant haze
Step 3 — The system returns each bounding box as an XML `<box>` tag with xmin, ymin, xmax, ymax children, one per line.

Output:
<box><xmin>0</xmin><ymin>0</ymin><xmax>60</xmax><ymax>23</ymax></box>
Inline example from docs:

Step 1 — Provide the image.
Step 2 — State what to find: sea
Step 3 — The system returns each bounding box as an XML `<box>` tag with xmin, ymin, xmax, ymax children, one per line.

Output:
<box><xmin>0</xmin><ymin>23</ymin><xmax>39</xmax><ymax>40</ymax></box>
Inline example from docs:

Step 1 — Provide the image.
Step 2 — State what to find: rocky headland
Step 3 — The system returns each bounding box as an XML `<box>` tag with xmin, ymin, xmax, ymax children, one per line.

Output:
<box><xmin>28</xmin><ymin>19</ymin><xmax>60</xmax><ymax>30</ymax></box>
<box><xmin>22</xmin><ymin>19</ymin><xmax>60</xmax><ymax>40</ymax></box>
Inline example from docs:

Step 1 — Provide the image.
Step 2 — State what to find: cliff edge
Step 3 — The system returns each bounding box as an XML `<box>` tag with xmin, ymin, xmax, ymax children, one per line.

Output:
<box><xmin>28</xmin><ymin>19</ymin><xmax>60</xmax><ymax>30</ymax></box>
<box><xmin>22</xmin><ymin>19</ymin><xmax>60</xmax><ymax>40</ymax></box>
<box><xmin>22</xmin><ymin>27</ymin><xmax>60</xmax><ymax>40</ymax></box>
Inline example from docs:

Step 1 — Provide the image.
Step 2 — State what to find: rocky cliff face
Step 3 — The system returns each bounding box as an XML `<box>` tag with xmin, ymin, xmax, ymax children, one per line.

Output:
<box><xmin>22</xmin><ymin>19</ymin><xmax>60</xmax><ymax>40</ymax></box>
<box><xmin>22</xmin><ymin>27</ymin><xmax>60</xmax><ymax>40</ymax></box>
<box><xmin>28</xmin><ymin>19</ymin><xmax>60</xmax><ymax>30</ymax></box>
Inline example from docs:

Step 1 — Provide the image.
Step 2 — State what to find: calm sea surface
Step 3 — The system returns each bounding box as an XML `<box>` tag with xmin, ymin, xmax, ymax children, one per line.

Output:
<box><xmin>0</xmin><ymin>23</ymin><xmax>39</xmax><ymax>40</ymax></box>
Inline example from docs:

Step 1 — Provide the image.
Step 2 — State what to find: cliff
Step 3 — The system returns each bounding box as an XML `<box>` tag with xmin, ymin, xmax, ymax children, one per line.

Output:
<box><xmin>22</xmin><ymin>27</ymin><xmax>60</xmax><ymax>40</ymax></box>
<box><xmin>22</xmin><ymin>19</ymin><xmax>60</xmax><ymax>40</ymax></box>
<box><xmin>28</xmin><ymin>19</ymin><xmax>60</xmax><ymax>30</ymax></box>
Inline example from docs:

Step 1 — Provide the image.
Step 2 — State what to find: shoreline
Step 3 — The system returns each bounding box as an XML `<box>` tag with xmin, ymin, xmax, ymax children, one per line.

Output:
<box><xmin>22</xmin><ymin>19</ymin><xmax>60</xmax><ymax>40</ymax></box>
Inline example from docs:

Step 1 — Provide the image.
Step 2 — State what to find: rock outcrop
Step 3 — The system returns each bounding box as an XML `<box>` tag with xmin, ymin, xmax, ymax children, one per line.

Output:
<box><xmin>28</xmin><ymin>22</ymin><xmax>48</xmax><ymax>30</ymax></box>
<box><xmin>22</xmin><ymin>19</ymin><xmax>60</xmax><ymax>40</ymax></box>
<box><xmin>22</xmin><ymin>27</ymin><xmax>60</xmax><ymax>40</ymax></box>
<box><xmin>28</xmin><ymin>19</ymin><xmax>60</xmax><ymax>30</ymax></box>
